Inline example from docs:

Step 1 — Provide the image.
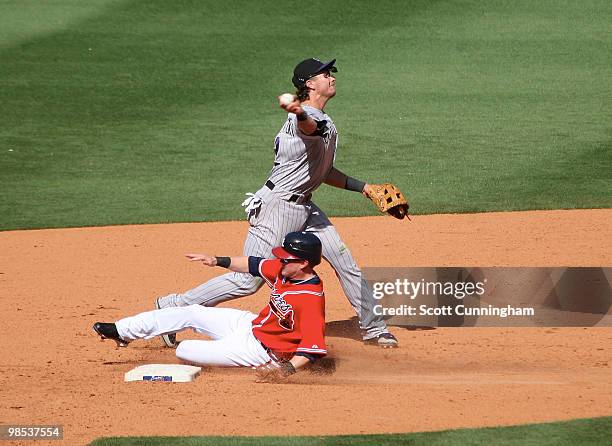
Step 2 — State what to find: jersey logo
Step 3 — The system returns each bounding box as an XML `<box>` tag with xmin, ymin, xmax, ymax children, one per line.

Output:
<box><xmin>269</xmin><ymin>293</ymin><xmax>295</xmax><ymax>330</ymax></box>
<box><xmin>314</xmin><ymin>120</ymin><xmax>336</xmax><ymax>147</ymax></box>
<box><xmin>313</xmin><ymin>119</ymin><xmax>329</xmax><ymax>141</ymax></box>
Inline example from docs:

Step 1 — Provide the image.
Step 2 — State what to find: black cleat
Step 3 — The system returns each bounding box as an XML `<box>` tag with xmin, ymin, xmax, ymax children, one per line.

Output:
<box><xmin>93</xmin><ymin>322</ymin><xmax>129</xmax><ymax>347</ymax></box>
<box><xmin>364</xmin><ymin>332</ymin><xmax>399</xmax><ymax>348</ymax></box>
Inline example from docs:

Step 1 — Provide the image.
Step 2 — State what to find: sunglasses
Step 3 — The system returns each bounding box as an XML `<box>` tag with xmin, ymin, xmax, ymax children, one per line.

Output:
<box><xmin>280</xmin><ymin>258</ymin><xmax>303</xmax><ymax>264</ymax></box>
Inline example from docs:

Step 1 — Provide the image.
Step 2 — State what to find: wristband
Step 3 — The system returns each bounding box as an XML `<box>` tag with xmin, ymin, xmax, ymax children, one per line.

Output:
<box><xmin>345</xmin><ymin>176</ymin><xmax>366</xmax><ymax>193</ymax></box>
<box><xmin>297</xmin><ymin>111</ymin><xmax>308</xmax><ymax>121</ymax></box>
<box><xmin>215</xmin><ymin>256</ymin><xmax>231</xmax><ymax>268</ymax></box>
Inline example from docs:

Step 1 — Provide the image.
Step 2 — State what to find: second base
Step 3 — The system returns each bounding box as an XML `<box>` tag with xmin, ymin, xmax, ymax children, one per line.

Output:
<box><xmin>124</xmin><ymin>364</ymin><xmax>202</xmax><ymax>382</ymax></box>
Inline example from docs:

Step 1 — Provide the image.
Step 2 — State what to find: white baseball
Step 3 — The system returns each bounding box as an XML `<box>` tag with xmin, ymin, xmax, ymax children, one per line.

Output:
<box><xmin>279</xmin><ymin>93</ymin><xmax>295</xmax><ymax>106</ymax></box>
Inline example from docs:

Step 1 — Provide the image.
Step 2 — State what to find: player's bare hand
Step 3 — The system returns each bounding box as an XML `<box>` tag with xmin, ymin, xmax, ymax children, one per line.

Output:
<box><xmin>185</xmin><ymin>253</ymin><xmax>217</xmax><ymax>266</ymax></box>
<box><xmin>254</xmin><ymin>360</ymin><xmax>296</xmax><ymax>383</ymax></box>
<box><xmin>278</xmin><ymin>95</ymin><xmax>303</xmax><ymax>115</ymax></box>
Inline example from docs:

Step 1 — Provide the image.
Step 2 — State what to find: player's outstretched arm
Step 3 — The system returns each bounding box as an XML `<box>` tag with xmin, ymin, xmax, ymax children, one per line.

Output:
<box><xmin>278</xmin><ymin>94</ymin><xmax>317</xmax><ymax>135</ymax></box>
<box><xmin>289</xmin><ymin>355</ymin><xmax>311</xmax><ymax>371</ymax></box>
<box><xmin>185</xmin><ymin>254</ymin><xmax>249</xmax><ymax>273</ymax></box>
<box><xmin>324</xmin><ymin>166</ymin><xmax>370</xmax><ymax>197</ymax></box>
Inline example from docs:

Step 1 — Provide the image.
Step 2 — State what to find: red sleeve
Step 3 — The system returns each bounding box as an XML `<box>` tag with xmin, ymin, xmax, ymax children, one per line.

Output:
<box><xmin>259</xmin><ymin>259</ymin><xmax>282</xmax><ymax>286</ymax></box>
<box><xmin>295</xmin><ymin>295</ymin><xmax>327</xmax><ymax>356</ymax></box>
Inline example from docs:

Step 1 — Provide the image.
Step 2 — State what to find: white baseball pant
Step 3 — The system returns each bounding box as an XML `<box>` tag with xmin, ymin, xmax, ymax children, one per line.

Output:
<box><xmin>115</xmin><ymin>305</ymin><xmax>272</xmax><ymax>367</ymax></box>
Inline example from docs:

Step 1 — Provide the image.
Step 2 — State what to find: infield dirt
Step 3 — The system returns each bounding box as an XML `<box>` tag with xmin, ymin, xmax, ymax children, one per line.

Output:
<box><xmin>1</xmin><ymin>209</ymin><xmax>611</xmax><ymax>445</ymax></box>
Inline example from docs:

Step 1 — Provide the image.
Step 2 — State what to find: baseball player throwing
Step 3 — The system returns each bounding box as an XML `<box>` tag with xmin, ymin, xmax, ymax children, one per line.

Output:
<box><xmin>94</xmin><ymin>232</ymin><xmax>326</xmax><ymax>381</ymax></box>
<box><xmin>155</xmin><ymin>58</ymin><xmax>398</xmax><ymax>348</ymax></box>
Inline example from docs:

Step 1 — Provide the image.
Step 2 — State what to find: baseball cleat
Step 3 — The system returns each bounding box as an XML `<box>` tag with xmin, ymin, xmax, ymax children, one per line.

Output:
<box><xmin>155</xmin><ymin>298</ymin><xmax>178</xmax><ymax>348</ymax></box>
<box><xmin>93</xmin><ymin>322</ymin><xmax>129</xmax><ymax>347</ymax></box>
<box><xmin>364</xmin><ymin>332</ymin><xmax>399</xmax><ymax>348</ymax></box>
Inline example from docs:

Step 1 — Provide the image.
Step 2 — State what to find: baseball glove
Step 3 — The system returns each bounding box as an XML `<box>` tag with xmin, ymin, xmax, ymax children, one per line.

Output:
<box><xmin>255</xmin><ymin>360</ymin><xmax>296</xmax><ymax>383</ymax></box>
<box><xmin>367</xmin><ymin>183</ymin><xmax>409</xmax><ymax>220</ymax></box>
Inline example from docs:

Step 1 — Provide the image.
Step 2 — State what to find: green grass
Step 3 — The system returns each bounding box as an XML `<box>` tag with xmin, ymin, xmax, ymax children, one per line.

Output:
<box><xmin>89</xmin><ymin>416</ymin><xmax>612</xmax><ymax>445</ymax></box>
<box><xmin>1</xmin><ymin>0</ymin><xmax>611</xmax><ymax>230</ymax></box>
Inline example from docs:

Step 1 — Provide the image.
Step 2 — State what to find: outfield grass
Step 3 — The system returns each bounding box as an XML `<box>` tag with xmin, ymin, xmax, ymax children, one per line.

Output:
<box><xmin>1</xmin><ymin>0</ymin><xmax>611</xmax><ymax>230</ymax></box>
<box><xmin>89</xmin><ymin>416</ymin><xmax>612</xmax><ymax>445</ymax></box>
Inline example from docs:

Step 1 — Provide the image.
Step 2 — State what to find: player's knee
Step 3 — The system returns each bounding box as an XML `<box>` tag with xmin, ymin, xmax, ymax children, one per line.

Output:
<box><xmin>331</xmin><ymin>261</ymin><xmax>361</xmax><ymax>278</ymax></box>
<box><xmin>235</xmin><ymin>274</ymin><xmax>264</xmax><ymax>294</ymax></box>
<box><xmin>180</xmin><ymin>305</ymin><xmax>205</xmax><ymax>318</ymax></box>
<box><xmin>175</xmin><ymin>340</ymin><xmax>201</xmax><ymax>364</ymax></box>
<box><xmin>175</xmin><ymin>341</ymin><xmax>189</xmax><ymax>360</ymax></box>
<box><xmin>244</xmin><ymin>281</ymin><xmax>263</xmax><ymax>294</ymax></box>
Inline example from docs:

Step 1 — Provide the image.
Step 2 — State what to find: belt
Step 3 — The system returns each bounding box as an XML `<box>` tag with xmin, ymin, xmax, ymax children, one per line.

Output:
<box><xmin>265</xmin><ymin>180</ymin><xmax>311</xmax><ymax>204</ymax></box>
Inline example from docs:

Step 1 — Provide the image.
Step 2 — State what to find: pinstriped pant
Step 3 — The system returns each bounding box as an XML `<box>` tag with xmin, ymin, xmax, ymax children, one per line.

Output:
<box><xmin>157</xmin><ymin>188</ymin><xmax>387</xmax><ymax>338</ymax></box>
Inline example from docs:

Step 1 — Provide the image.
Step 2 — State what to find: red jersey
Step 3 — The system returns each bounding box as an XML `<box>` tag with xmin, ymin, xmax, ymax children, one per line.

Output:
<box><xmin>250</xmin><ymin>258</ymin><xmax>326</xmax><ymax>357</ymax></box>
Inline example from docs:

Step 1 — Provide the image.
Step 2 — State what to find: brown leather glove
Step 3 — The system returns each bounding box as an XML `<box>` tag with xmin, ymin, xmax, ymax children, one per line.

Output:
<box><xmin>366</xmin><ymin>183</ymin><xmax>409</xmax><ymax>219</ymax></box>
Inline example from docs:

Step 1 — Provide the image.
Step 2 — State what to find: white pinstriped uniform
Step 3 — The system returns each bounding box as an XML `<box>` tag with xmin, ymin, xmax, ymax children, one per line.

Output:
<box><xmin>157</xmin><ymin>105</ymin><xmax>386</xmax><ymax>338</ymax></box>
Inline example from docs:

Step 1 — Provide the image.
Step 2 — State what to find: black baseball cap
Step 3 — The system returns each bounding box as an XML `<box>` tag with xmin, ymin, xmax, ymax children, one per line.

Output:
<box><xmin>292</xmin><ymin>58</ymin><xmax>337</xmax><ymax>88</ymax></box>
